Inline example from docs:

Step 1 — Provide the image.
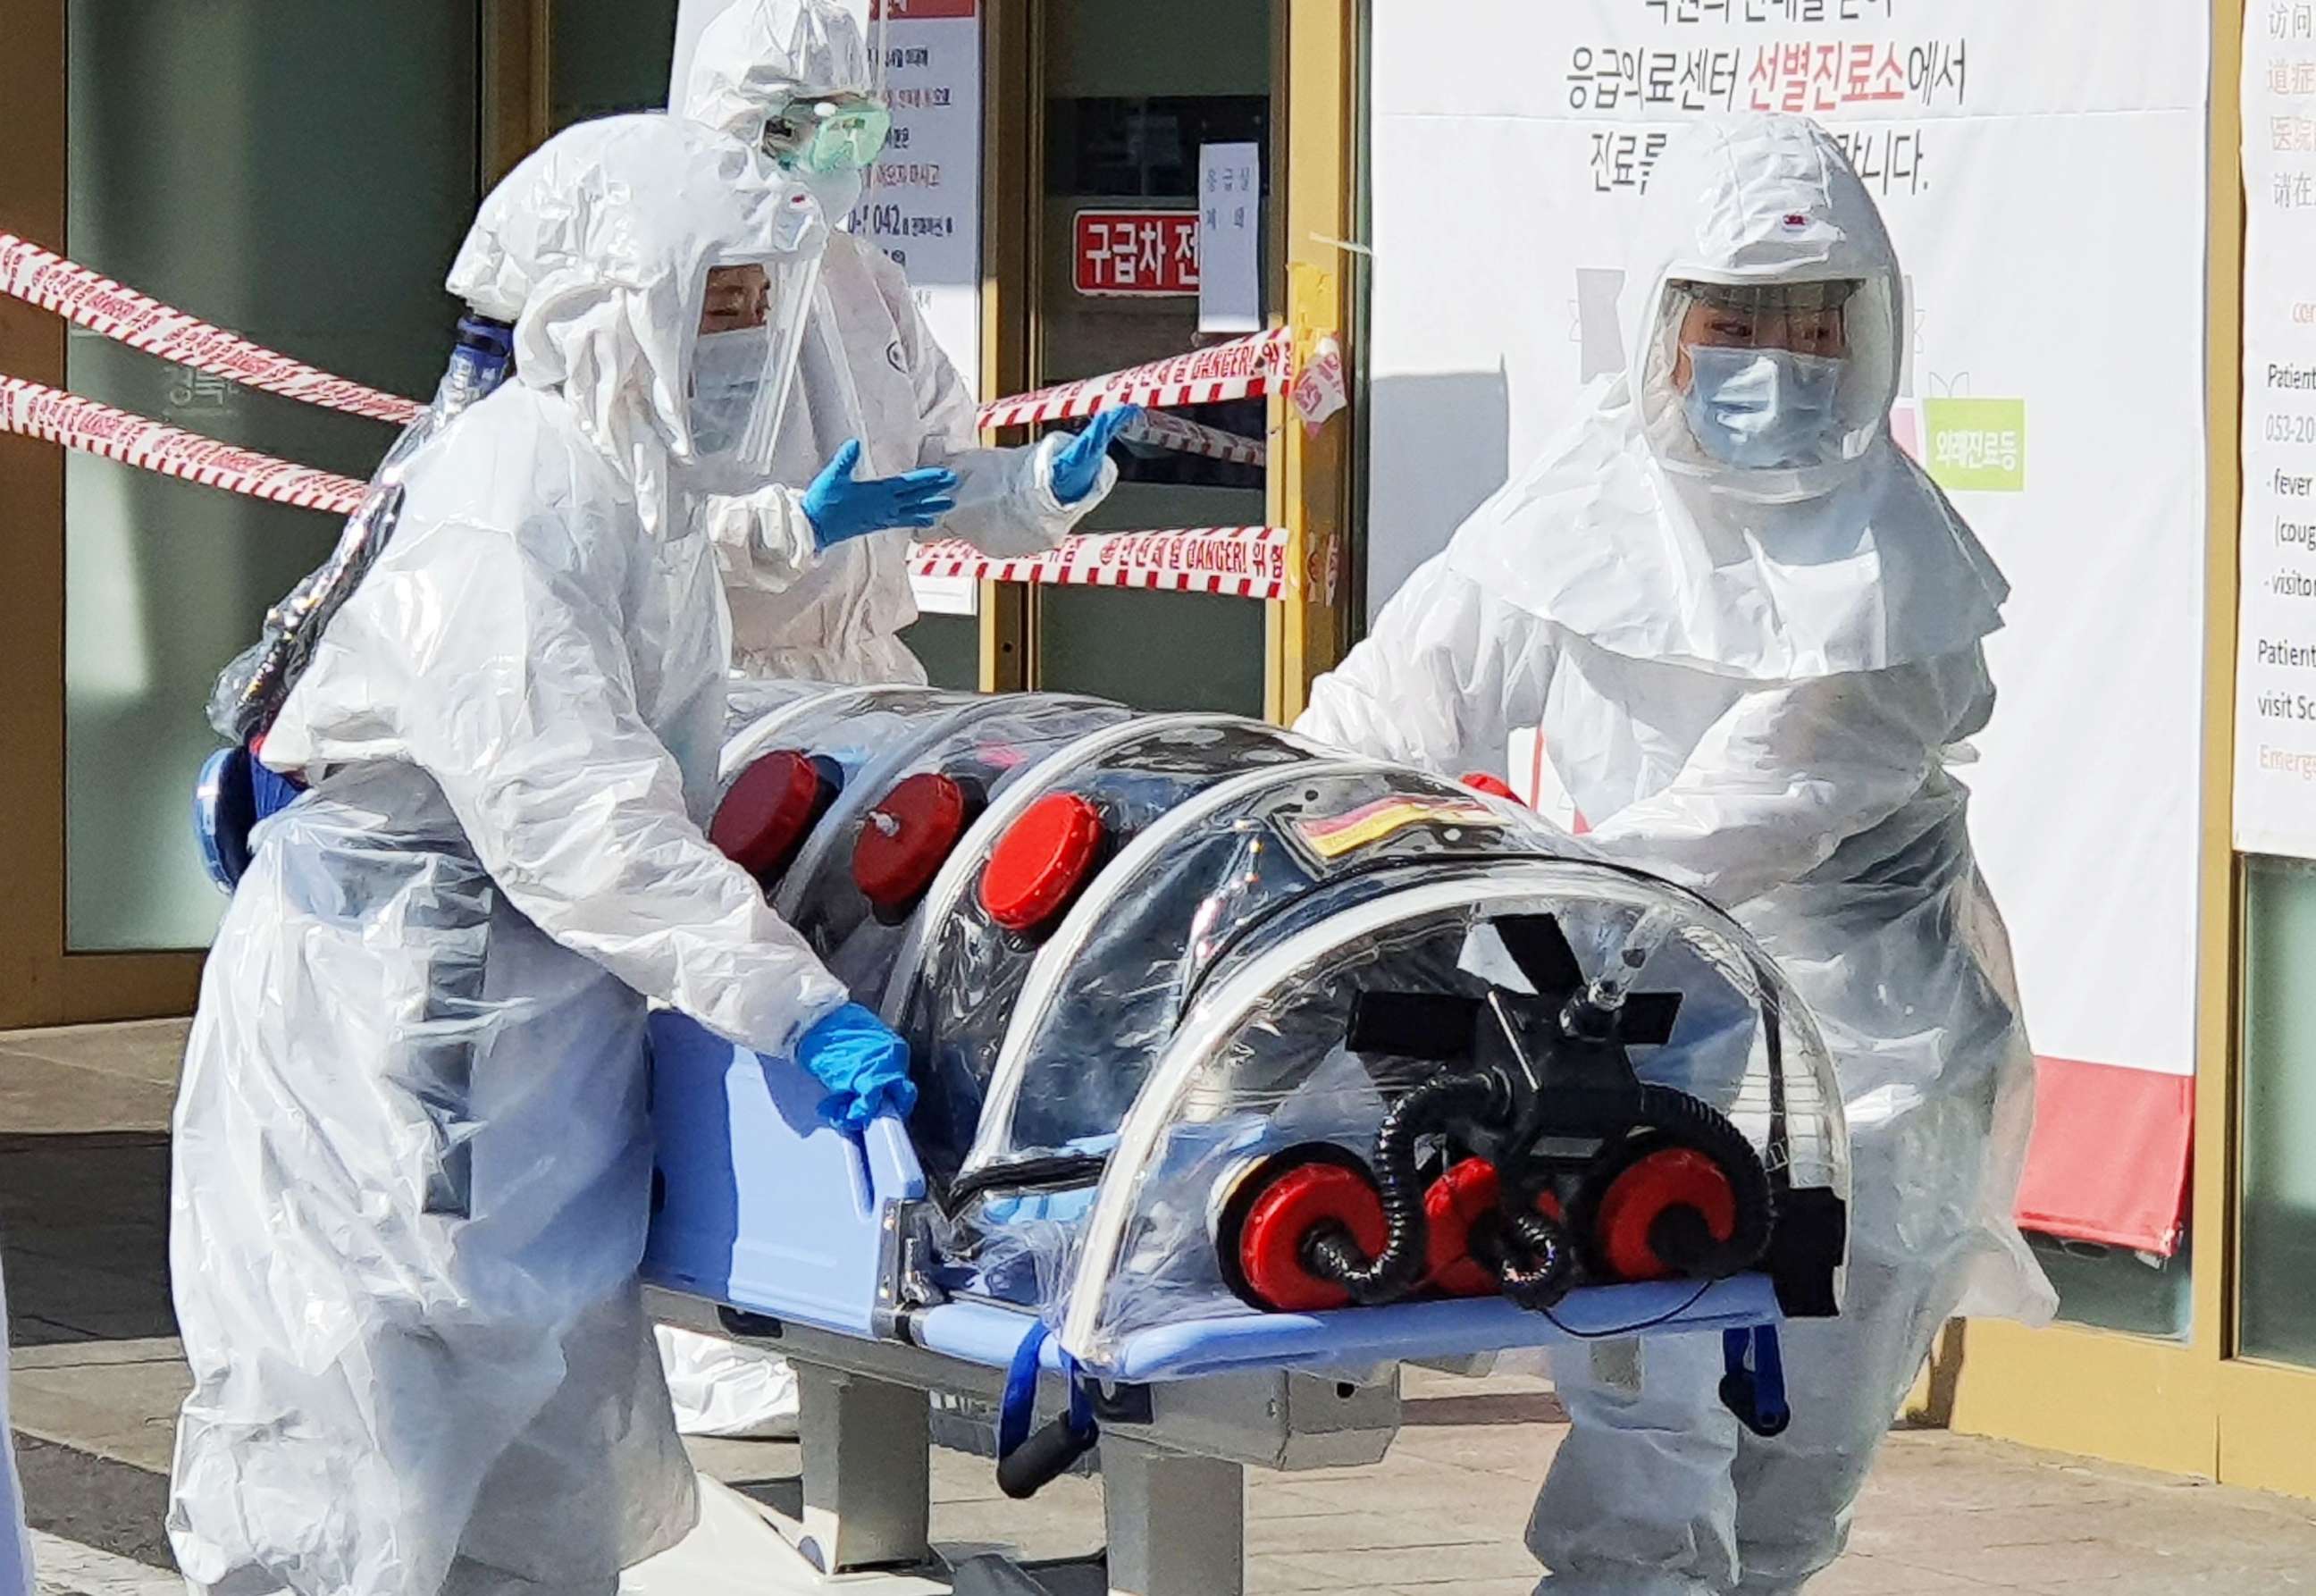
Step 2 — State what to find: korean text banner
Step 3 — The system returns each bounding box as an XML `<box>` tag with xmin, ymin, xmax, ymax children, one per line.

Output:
<box><xmin>1365</xmin><ymin>2</ymin><xmax>2211</xmax><ymax>1245</ymax></box>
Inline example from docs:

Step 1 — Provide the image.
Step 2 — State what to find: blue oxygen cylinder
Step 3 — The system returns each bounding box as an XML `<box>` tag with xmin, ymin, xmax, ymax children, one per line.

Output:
<box><xmin>436</xmin><ymin>313</ymin><xmax>515</xmax><ymax>420</ymax></box>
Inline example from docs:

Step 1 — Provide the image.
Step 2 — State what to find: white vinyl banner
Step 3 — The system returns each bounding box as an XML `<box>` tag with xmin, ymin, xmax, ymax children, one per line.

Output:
<box><xmin>1368</xmin><ymin>2</ymin><xmax>2211</xmax><ymax>1084</ymax></box>
<box><xmin>2240</xmin><ymin>11</ymin><xmax>2316</xmax><ymax>856</ymax></box>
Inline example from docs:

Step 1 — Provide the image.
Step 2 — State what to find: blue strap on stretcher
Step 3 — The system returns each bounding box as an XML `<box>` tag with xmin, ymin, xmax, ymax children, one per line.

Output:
<box><xmin>193</xmin><ymin>744</ymin><xmax>305</xmax><ymax>893</ymax></box>
<box><xmin>995</xmin><ymin>1323</ymin><xmax>1097</xmax><ymax>1499</ymax></box>
<box><xmin>1720</xmin><ymin>1323</ymin><xmax>1790</xmax><ymax>1438</ymax></box>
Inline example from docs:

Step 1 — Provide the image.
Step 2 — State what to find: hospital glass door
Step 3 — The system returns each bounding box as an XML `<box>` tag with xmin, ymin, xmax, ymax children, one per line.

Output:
<box><xmin>1025</xmin><ymin>0</ymin><xmax>1275</xmax><ymax>715</ymax></box>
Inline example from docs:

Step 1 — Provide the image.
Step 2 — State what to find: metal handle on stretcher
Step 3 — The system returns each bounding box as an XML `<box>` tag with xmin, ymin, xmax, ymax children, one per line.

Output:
<box><xmin>994</xmin><ymin>1323</ymin><xmax>1096</xmax><ymax>1499</ymax></box>
<box><xmin>995</xmin><ymin>1414</ymin><xmax>1099</xmax><ymax>1499</ymax></box>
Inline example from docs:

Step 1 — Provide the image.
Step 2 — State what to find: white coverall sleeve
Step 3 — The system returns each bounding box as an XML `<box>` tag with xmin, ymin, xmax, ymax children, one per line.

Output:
<box><xmin>1582</xmin><ymin>651</ymin><xmax>1985</xmax><ymax>909</ymax></box>
<box><xmin>1294</xmin><ymin>555</ymin><xmax>1557</xmax><ymax>781</ymax></box>
<box><xmin>879</xmin><ymin>254</ymin><xmax>1115</xmax><ymax>559</ymax></box>
<box><xmin>391</xmin><ymin>518</ymin><xmax>850</xmax><ymax>1060</ymax></box>
<box><xmin>698</xmin><ymin>484</ymin><xmax>819</xmax><ymax>596</ymax></box>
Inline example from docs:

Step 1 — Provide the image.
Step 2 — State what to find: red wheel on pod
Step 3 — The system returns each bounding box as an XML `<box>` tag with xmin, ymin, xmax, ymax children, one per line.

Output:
<box><xmin>1240</xmin><ymin>1165</ymin><xmax>1387</xmax><ymax>1313</ymax></box>
<box><xmin>1592</xmin><ymin>1147</ymin><xmax>1740</xmax><ymax>1283</ymax></box>
<box><xmin>1424</xmin><ymin>1160</ymin><xmax>1567</xmax><ymax>1298</ymax></box>
<box><xmin>1423</xmin><ymin>1158</ymin><xmax>1502</xmax><ymax>1298</ymax></box>
<box><xmin>1212</xmin><ymin>1146</ymin><xmax>1387</xmax><ymax>1314</ymax></box>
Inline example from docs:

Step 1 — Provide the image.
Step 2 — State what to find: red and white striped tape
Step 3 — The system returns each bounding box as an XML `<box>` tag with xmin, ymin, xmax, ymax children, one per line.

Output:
<box><xmin>1121</xmin><ymin>408</ymin><xmax>1267</xmax><ymax>467</ymax></box>
<box><xmin>909</xmin><ymin>525</ymin><xmax>1294</xmax><ymax>601</ymax></box>
<box><xmin>978</xmin><ymin>326</ymin><xmax>1295</xmax><ymax>429</ymax></box>
<box><xmin>0</xmin><ymin>377</ymin><xmax>371</xmax><ymax>515</ymax></box>
<box><xmin>0</xmin><ymin>232</ymin><xmax>424</xmax><ymax>425</ymax></box>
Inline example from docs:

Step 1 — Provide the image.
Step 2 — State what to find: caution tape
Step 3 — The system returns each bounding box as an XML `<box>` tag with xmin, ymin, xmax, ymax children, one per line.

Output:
<box><xmin>0</xmin><ymin>231</ymin><xmax>1309</xmax><ymax>552</ymax></box>
<box><xmin>1121</xmin><ymin>408</ymin><xmax>1266</xmax><ymax>467</ymax></box>
<box><xmin>909</xmin><ymin>525</ymin><xmax>1294</xmax><ymax>601</ymax></box>
<box><xmin>0</xmin><ymin>232</ymin><xmax>424</xmax><ymax>425</ymax></box>
<box><xmin>978</xmin><ymin>327</ymin><xmax>1295</xmax><ymax>429</ymax></box>
<box><xmin>0</xmin><ymin>366</ymin><xmax>1300</xmax><ymax>603</ymax></box>
<box><xmin>0</xmin><ymin>377</ymin><xmax>371</xmax><ymax>515</ymax></box>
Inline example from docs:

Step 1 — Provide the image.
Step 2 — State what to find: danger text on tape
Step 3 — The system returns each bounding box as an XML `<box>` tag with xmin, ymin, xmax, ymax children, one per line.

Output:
<box><xmin>0</xmin><ymin>377</ymin><xmax>370</xmax><ymax>516</ymax></box>
<box><xmin>0</xmin><ymin>232</ymin><xmax>423</xmax><ymax>425</ymax></box>
<box><xmin>909</xmin><ymin>525</ymin><xmax>1295</xmax><ymax>601</ymax></box>
<box><xmin>1121</xmin><ymin>408</ymin><xmax>1267</xmax><ymax>467</ymax></box>
<box><xmin>978</xmin><ymin>326</ymin><xmax>1294</xmax><ymax>429</ymax></box>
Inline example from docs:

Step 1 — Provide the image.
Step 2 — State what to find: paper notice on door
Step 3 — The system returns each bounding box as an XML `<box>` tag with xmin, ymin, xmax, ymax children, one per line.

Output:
<box><xmin>909</xmin><ymin>568</ymin><xmax>979</xmax><ymax>617</ymax></box>
<box><xmin>1197</xmin><ymin>142</ymin><xmax>1263</xmax><ymax>335</ymax></box>
<box><xmin>864</xmin><ymin>0</ymin><xmax>985</xmax><ymax>620</ymax></box>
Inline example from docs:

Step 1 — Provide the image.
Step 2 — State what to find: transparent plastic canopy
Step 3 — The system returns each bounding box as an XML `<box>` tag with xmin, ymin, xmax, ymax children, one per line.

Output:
<box><xmin>1050</xmin><ymin>864</ymin><xmax>1847</xmax><ymax>1362</ymax></box>
<box><xmin>705</xmin><ymin>688</ymin><xmax>1852</xmax><ymax>1363</ymax></box>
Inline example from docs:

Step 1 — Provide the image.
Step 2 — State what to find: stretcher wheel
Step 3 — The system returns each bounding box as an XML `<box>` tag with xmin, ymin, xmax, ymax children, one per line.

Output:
<box><xmin>1213</xmin><ymin>1145</ymin><xmax>1386</xmax><ymax>1313</ymax></box>
<box><xmin>854</xmin><ymin>771</ymin><xmax>978</xmax><ymax>913</ymax></box>
<box><xmin>1460</xmin><ymin>772</ymin><xmax>1523</xmax><ymax>803</ymax></box>
<box><xmin>1424</xmin><ymin>1160</ymin><xmax>1567</xmax><ymax>1298</ymax></box>
<box><xmin>981</xmin><ymin>792</ymin><xmax>1106</xmax><ymax>934</ymax></box>
<box><xmin>711</xmin><ymin>750</ymin><xmax>837</xmax><ymax>885</ymax></box>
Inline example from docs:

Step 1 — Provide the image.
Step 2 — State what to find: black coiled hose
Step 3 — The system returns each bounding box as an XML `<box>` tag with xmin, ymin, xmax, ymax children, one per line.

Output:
<box><xmin>1495</xmin><ymin>1208</ymin><xmax>1576</xmax><ymax>1311</ymax></box>
<box><xmin>1302</xmin><ymin>1072</ymin><xmax>1506</xmax><ymax>1306</ymax></box>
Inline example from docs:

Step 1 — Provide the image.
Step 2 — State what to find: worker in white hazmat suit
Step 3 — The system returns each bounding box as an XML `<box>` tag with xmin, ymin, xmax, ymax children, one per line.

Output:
<box><xmin>0</xmin><ymin>1254</ymin><xmax>33</xmax><ymax>1596</ymax></box>
<box><xmin>164</xmin><ymin>115</ymin><xmax>882</xmax><ymax>1596</ymax></box>
<box><xmin>654</xmin><ymin>0</ymin><xmax>1134</xmax><ymax>1437</ymax></box>
<box><xmin>1296</xmin><ymin>113</ymin><xmax>2057</xmax><ymax>1595</ymax></box>
<box><xmin>680</xmin><ymin>0</ymin><xmax>1135</xmax><ymax>684</ymax></box>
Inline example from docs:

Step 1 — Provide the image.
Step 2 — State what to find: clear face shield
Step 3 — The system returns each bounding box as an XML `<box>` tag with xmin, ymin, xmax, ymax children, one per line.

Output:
<box><xmin>685</xmin><ymin>254</ymin><xmax>818</xmax><ymax>483</ymax></box>
<box><xmin>1647</xmin><ymin>277</ymin><xmax>1890</xmax><ymax>474</ymax></box>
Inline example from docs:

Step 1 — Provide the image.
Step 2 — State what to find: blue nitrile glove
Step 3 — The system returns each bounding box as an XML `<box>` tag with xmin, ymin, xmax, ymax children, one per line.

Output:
<box><xmin>795</xmin><ymin>1002</ymin><xmax>918</xmax><ymax>1133</ymax></box>
<box><xmin>1048</xmin><ymin>405</ymin><xmax>1142</xmax><ymax>505</ymax></box>
<box><xmin>802</xmin><ymin>439</ymin><xmax>960</xmax><ymax>549</ymax></box>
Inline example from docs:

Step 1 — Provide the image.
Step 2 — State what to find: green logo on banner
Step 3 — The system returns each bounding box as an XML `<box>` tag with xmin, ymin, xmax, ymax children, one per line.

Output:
<box><xmin>1923</xmin><ymin>398</ymin><xmax>2027</xmax><ymax>492</ymax></box>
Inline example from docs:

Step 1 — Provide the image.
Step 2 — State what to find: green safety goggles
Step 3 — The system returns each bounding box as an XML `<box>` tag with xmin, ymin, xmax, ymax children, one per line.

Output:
<box><xmin>763</xmin><ymin>95</ymin><xmax>894</xmax><ymax>176</ymax></box>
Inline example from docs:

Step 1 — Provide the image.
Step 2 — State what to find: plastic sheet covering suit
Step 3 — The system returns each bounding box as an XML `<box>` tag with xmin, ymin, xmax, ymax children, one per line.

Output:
<box><xmin>1295</xmin><ymin>114</ymin><xmax>2056</xmax><ymax>1596</ymax></box>
<box><xmin>0</xmin><ymin>1255</ymin><xmax>33</xmax><ymax>1596</ymax></box>
<box><xmin>682</xmin><ymin>0</ymin><xmax>1118</xmax><ymax>683</ymax></box>
<box><xmin>165</xmin><ymin>116</ymin><xmax>849</xmax><ymax>1596</ymax></box>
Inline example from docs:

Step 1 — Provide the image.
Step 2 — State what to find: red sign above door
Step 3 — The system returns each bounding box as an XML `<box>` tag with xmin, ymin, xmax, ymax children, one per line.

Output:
<box><xmin>1074</xmin><ymin>210</ymin><xmax>1201</xmax><ymax>298</ymax></box>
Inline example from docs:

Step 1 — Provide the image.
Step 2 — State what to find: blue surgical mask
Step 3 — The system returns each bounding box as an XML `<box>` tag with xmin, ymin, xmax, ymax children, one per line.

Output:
<box><xmin>688</xmin><ymin>325</ymin><xmax>772</xmax><ymax>458</ymax></box>
<box><xmin>1680</xmin><ymin>344</ymin><xmax>1846</xmax><ymax>470</ymax></box>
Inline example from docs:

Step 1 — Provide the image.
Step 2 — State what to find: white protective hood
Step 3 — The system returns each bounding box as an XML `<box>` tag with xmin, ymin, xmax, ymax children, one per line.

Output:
<box><xmin>1446</xmin><ymin>113</ymin><xmax>2009</xmax><ymax>681</ymax></box>
<box><xmin>685</xmin><ymin>0</ymin><xmax>880</xmax><ymax>144</ymax></box>
<box><xmin>447</xmin><ymin>113</ymin><xmax>826</xmax><ymax>533</ymax></box>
